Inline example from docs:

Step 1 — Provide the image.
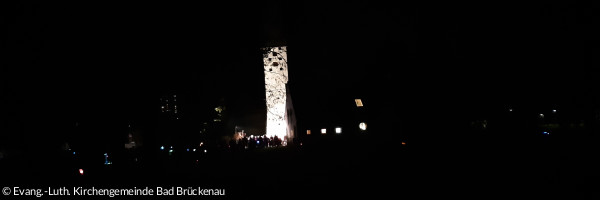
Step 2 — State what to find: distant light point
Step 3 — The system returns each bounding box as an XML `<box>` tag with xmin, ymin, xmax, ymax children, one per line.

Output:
<box><xmin>359</xmin><ymin>122</ymin><xmax>367</xmax><ymax>131</ymax></box>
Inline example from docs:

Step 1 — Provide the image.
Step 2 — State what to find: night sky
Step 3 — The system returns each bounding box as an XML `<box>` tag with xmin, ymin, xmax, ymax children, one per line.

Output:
<box><xmin>2</xmin><ymin>0</ymin><xmax>598</xmax><ymax>158</ymax></box>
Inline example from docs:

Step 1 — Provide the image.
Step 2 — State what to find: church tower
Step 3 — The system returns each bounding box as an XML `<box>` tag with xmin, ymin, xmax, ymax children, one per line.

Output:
<box><xmin>263</xmin><ymin>46</ymin><xmax>294</xmax><ymax>141</ymax></box>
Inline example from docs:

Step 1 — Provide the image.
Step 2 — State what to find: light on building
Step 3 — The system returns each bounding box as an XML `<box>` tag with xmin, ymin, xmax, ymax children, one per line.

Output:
<box><xmin>355</xmin><ymin>99</ymin><xmax>364</xmax><ymax>107</ymax></box>
<box><xmin>359</xmin><ymin>122</ymin><xmax>367</xmax><ymax>131</ymax></box>
<box><xmin>306</xmin><ymin>130</ymin><xmax>311</xmax><ymax>135</ymax></box>
<box><xmin>335</xmin><ymin>127</ymin><xmax>342</xmax><ymax>134</ymax></box>
<box><xmin>321</xmin><ymin>129</ymin><xmax>327</xmax><ymax>134</ymax></box>
<box><xmin>263</xmin><ymin>46</ymin><xmax>289</xmax><ymax>140</ymax></box>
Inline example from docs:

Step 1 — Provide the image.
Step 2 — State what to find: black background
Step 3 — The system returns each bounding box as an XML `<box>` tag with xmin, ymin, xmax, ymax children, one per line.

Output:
<box><xmin>2</xmin><ymin>0</ymin><xmax>599</xmax><ymax>198</ymax></box>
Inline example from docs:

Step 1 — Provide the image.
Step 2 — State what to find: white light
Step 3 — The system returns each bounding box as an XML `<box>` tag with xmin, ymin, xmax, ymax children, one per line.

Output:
<box><xmin>160</xmin><ymin>146</ymin><xmax>164</xmax><ymax>150</ymax></box>
<box><xmin>264</xmin><ymin>46</ymin><xmax>289</xmax><ymax>140</ymax></box>
<box><xmin>169</xmin><ymin>149</ymin><xmax>173</xmax><ymax>153</ymax></box>
<box><xmin>193</xmin><ymin>149</ymin><xmax>196</xmax><ymax>152</ymax></box>
<box><xmin>509</xmin><ymin>109</ymin><xmax>513</xmax><ymax>112</ymax></box>
<box><xmin>359</xmin><ymin>122</ymin><xmax>367</xmax><ymax>131</ymax></box>
<box><xmin>355</xmin><ymin>99</ymin><xmax>364</xmax><ymax>107</ymax></box>
<box><xmin>79</xmin><ymin>169</ymin><xmax>84</xmax><ymax>175</ymax></box>
<box><xmin>204</xmin><ymin>150</ymin><xmax>207</xmax><ymax>153</ymax></box>
<box><xmin>540</xmin><ymin>114</ymin><xmax>544</xmax><ymax>118</ymax></box>
<box><xmin>335</xmin><ymin>127</ymin><xmax>342</xmax><ymax>134</ymax></box>
<box><xmin>552</xmin><ymin>110</ymin><xmax>557</xmax><ymax>113</ymax></box>
<box><xmin>321</xmin><ymin>129</ymin><xmax>326</xmax><ymax>134</ymax></box>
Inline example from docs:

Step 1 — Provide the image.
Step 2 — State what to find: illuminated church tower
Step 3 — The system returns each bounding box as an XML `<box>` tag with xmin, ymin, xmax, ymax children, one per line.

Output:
<box><xmin>263</xmin><ymin>46</ymin><xmax>295</xmax><ymax>141</ymax></box>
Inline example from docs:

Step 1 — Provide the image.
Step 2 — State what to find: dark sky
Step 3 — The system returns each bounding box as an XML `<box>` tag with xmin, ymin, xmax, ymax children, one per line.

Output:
<box><xmin>2</xmin><ymin>1</ymin><xmax>598</xmax><ymax>144</ymax></box>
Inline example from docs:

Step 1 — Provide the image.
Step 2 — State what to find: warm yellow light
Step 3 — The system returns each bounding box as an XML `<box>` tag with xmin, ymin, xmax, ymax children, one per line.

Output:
<box><xmin>355</xmin><ymin>99</ymin><xmax>363</xmax><ymax>107</ymax></box>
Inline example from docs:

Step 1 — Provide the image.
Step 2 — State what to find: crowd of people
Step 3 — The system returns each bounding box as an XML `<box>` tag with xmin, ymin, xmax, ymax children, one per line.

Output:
<box><xmin>228</xmin><ymin>135</ymin><xmax>285</xmax><ymax>151</ymax></box>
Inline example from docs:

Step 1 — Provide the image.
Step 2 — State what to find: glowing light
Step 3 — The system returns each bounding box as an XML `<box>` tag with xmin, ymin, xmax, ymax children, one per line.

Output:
<box><xmin>306</xmin><ymin>130</ymin><xmax>311</xmax><ymax>135</ymax></box>
<box><xmin>355</xmin><ymin>99</ymin><xmax>363</xmax><ymax>107</ymax></box>
<box><xmin>359</xmin><ymin>122</ymin><xmax>367</xmax><ymax>131</ymax></box>
<box><xmin>170</xmin><ymin>146</ymin><xmax>173</xmax><ymax>149</ymax></box>
<box><xmin>186</xmin><ymin>148</ymin><xmax>190</xmax><ymax>152</ymax></box>
<box><xmin>539</xmin><ymin>114</ymin><xmax>544</xmax><ymax>118</ymax></box>
<box><xmin>79</xmin><ymin>169</ymin><xmax>84</xmax><ymax>175</ymax></box>
<box><xmin>543</xmin><ymin>131</ymin><xmax>549</xmax><ymax>135</ymax></box>
<box><xmin>73</xmin><ymin>152</ymin><xmax>76</xmax><ymax>155</ymax></box>
<box><xmin>264</xmin><ymin>46</ymin><xmax>290</xmax><ymax>140</ymax></box>
<box><xmin>193</xmin><ymin>149</ymin><xmax>196</xmax><ymax>152</ymax></box>
<box><xmin>169</xmin><ymin>150</ymin><xmax>173</xmax><ymax>153</ymax></box>
<box><xmin>321</xmin><ymin>129</ymin><xmax>327</xmax><ymax>134</ymax></box>
<box><xmin>401</xmin><ymin>142</ymin><xmax>406</xmax><ymax>146</ymax></box>
<box><xmin>200</xmin><ymin>142</ymin><xmax>204</xmax><ymax>146</ymax></box>
<box><xmin>204</xmin><ymin>150</ymin><xmax>207</xmax><ymax>153</ymax></box>
<box><xmin>335</xmin><ymin>127</ymin><xmax>342</xmax><ymax>134</ymax></box>
<box><xmin>160</xmin><ymin>146</ymin><xmax>164</xmax><ymax>150</ymax></box>
<box><xmin>257</xmin><ymin>141</ymin><xmax>260</xmax><ymax>144</ymax></box>
<box><xmin>552</xmin><ymin>109</ymin><xmax>557</xmax><ymax>113</ymax></box>
<box><xmin>509</xmin><ymin>109</ymin><xmax>513</xmax><ymax>112</ymax></box>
